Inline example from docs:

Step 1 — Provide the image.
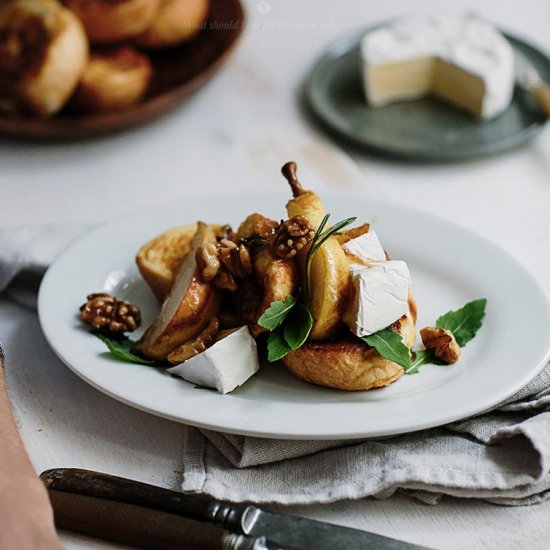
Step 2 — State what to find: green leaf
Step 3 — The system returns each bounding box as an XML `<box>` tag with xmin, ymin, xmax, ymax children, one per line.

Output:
<box><xmin>404</xmin><ymin>349</ymin><xmax>445</xmax><ymax>375</ymax></box>
<box><xmin>436</xmin><ymin>298</ymin><xmax>487</xmax><ymax>347</ymax></box>
<box><xmin>362</xmin><ymin>327</ymin><xmax>411</xmax><ymax>370</ymax></box>
<box><xmin>94</xmin><ymin>333</ymin><xmax>157</xmax><ymax>366</ymax></box>
<box><xmin>266</xmin><ymin>330</ymin><xmax>292</xmax><ymax>362</ymax></box>
<box><xmin>257</xmin><ymin>294</ymin><xmax>297</xmax><ymax>331</ymax></box>
<box><xmin>283</xmin><ymin>303</ymin><xmax>313</xmax><ymax>351</ymax></box>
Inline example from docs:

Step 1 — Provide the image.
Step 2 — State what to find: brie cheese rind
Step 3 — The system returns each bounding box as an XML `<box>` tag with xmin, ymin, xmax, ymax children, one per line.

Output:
<box><xmin>344</xmin><ymin>261</ymin><xmax>411</xmax><ymax>337</ymax></box>
<box><xmin>342</xmin><ymin>229</ymin><xmax>386</xmax><ymax>263</ymax></box>
<box><xmin>361</xmin><ymin>14</ymin><xmax>514</xmax><ymax>119</ymax></box>
<box><xmin>167</xmin><ymin>326</ymin><xmax>259</xmax><ymax>394</ymax></box>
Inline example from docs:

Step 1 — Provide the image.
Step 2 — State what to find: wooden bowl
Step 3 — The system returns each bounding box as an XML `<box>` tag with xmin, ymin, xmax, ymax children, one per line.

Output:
<box><xmin>0</xmin><ymin>0</ymin><xmax>245</xmax><ymax>139</ymax></box>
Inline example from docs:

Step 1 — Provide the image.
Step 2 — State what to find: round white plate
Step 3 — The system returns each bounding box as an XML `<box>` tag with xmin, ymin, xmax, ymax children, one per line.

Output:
<box><xmin>38</xmin><ymin>193</ymin><xmax>550</xmax><ymax>439</ymax></box>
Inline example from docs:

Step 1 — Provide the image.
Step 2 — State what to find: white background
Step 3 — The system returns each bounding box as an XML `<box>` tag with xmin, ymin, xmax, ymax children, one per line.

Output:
<box><xmin>1</xmin><ymin>0</ymin><xmax>549</xmax><ymax>548</ymax></box>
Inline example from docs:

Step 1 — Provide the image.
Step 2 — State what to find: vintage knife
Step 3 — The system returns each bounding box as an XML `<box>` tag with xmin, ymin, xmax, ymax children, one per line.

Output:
<box><xmin>47</xmin><ymin>490</ymin><xmax>274</xmax><ymax>550</ymax></box>
<box><xmin>41</xmin><ymin>469</ymin><xmax>430</xmax><ymax>550</ymax></box>
<box><xmin>515</xmin><ymin>49</ymin><xmax>550</xmax><ymax>117</ymax></box>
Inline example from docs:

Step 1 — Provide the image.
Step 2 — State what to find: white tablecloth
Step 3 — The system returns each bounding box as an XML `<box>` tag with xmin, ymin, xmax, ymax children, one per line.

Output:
<box><xmin>1</xmin><ymin>1</ymin><xmax>550</xmax><ymax>548</ymax></box>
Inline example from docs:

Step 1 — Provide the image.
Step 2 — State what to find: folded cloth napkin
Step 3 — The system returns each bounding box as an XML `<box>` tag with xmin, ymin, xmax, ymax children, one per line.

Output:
<box><xmin>0</xmin><ymin>224</ymin><xmax>89</xmax><ymax>309</ymax></box>
<box><xmin>3</xmin><ymin>224</ymin><xmax>550</xmax><ymax>506</ymax></box>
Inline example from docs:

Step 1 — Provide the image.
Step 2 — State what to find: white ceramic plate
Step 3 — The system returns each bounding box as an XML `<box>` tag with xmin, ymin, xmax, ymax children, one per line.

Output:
<box><xmin>38</xmin><ymin>193</ymin><xmax>550</xmax><ymax>439</ymax></box>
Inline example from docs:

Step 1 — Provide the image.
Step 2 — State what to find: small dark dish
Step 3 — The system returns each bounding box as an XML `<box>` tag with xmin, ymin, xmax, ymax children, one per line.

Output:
<box><xmin>304</xmin><ymin>25</ymin><xmax>549</xmax><ymax>161</ymax></box>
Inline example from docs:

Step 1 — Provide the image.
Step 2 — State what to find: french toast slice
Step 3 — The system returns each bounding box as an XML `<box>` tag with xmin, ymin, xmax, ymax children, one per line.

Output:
<box><xmin>136</xmin><ymin>224</ymin><xmax>197</xmax><ymax>301</ymax></box>
<box><xmin>283</xmin><ymin>292</ymin><xmax>417</xmax><ymax>391</ymax></box>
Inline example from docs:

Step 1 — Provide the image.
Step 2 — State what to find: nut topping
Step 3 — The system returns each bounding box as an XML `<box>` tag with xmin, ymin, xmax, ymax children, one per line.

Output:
<box><xmin>196</xmin><ymin>242</ymin><xmax>220</xmax><ymax>281</ymax></box>
<box><xmin>273</xmin><ymin>216</ymin><xmax>315</xmax><ymax>259</ymax></box>
<box><xmin>420</xmin><ymin>327</ymin><xmax>461</xmax><ymax>364</ymax></box>
<box><xmin>80</xmin><ymin>293</ymin><xmax>141</xmax><ymax>334</ymax></box>
<box><xmin>196</xmin><ymin>238</ymin><xmax>252</xmax><ymax>290</ymax></box>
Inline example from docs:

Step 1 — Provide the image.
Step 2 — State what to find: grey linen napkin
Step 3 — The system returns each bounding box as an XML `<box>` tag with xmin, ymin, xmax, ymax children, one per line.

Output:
<box><xmin>3</xmin><ymin>225</ymin><xmax>550</xmax><ymax>506</ymax></box>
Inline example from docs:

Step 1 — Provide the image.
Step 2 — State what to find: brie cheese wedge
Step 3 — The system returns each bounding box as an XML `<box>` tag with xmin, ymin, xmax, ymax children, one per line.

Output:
<box><xmin>344</xmin><ymin>261</ymin><xmax>411</xmax><ymax>337</ymax></box>
<box><xmin>167</xmin><ymin>326</ymin><xmax>259</xmax><ymax>394</ymax></box>
<box><xmin>342</xmin><ymin>229</ymin><xmax>386</xmax><ymax>263</ymax></box>
<box><xmin>361</xmin><ymin>14</ymin><xmax>514</xmax><ymax>119</ymax></box>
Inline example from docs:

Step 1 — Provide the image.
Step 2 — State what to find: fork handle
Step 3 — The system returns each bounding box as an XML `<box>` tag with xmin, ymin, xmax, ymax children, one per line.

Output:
<box><xmin>531</xmin><ymin>82</ymin><xmax>550</xmax><ymax>118</ymax></box>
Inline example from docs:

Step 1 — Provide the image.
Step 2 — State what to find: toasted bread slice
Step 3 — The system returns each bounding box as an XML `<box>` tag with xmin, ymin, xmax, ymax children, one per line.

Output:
<box><xmin>283</xmin><ymin>292</ymin><xmax>417</xmax><ymax>391</ymax></box>
<box><xmin>134</xmin><ymin>222</ymin><xmax>221</xmax><ymax>361</ymax></box>
<box><xmin>136</xmin><ymin>224</ymin><xmax>226</xmax><ymax>300</ymax></box>
<box><xmin>136</xmin><ymin>224</ymin><xmax>198</xmax><ymax>301</ymax></box>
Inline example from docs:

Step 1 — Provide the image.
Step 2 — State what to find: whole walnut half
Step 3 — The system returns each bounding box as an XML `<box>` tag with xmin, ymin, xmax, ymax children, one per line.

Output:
<box><xmin>420</xmin><ymin>327</ymin><xmax>461</xmax><ymax>364</ymax></box>
<box><xmin>80</xmin><ymin>293</ymin><xmax>141</xmax><ymax>334</ymax></box>
<box><xmin>273</xmin><ymin>216</ymin><xmax>315</xmax><ymax>259</ymax></box>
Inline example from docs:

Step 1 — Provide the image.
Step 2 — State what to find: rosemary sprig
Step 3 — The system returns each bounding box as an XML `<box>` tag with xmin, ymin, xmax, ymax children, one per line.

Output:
<box><xmin>239</xmin><ymin>233</ymin><xmax>270</xmax><ymax>249</ymax></box>
<box><xmin>304</xmin><ymin>213</ymin><xmax>357</xmax><ymax>305</ymax></box>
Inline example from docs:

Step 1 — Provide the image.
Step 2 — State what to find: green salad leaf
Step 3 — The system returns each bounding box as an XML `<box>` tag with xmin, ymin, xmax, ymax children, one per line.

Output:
<box><xmin>261</xmin><ymin>293</ymin><xmax>313</xmax><ymax>362</ymax></box>
<box><xmin>258</xmin><ymin>294</ymin><xmax>297</xmax><ymax>331</ymax></box>
<box><xmin>436</xmin><ymin>299</ymin><xmax>487</xmax><ymax>347</ymax></box>
<box><xmin>362</xmin><ymin>298</ymin><xmax>487</xmax><ymax>375</ymax></box>
<box><xmin>362</xmin><ymin>328</ymin><xmax>411</xmax><ymax>370</ymax></box>
<box><xmin>266</xmin><ymin>331</ymin><xmax>292</xmax><ymax>362</ymax></box>
<box><xmin>405</xmin><ymin>349</ymin><xmax>444</xmax><ymax>375</ymax></box>
<box><xmin>283</xmin><ymin>303</ymin><xmax>313</xmax><ymax>351</ymax></box>
<box><xmin>94</xmin><ymin>333</ymin><xmax>157</xmax><ymax>366</ymax></box>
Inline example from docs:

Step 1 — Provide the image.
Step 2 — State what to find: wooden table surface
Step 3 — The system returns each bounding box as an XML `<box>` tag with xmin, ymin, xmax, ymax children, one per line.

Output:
<box><xmin>1</xmin><ymin>1</ymin><xmax>549</xmax><ymax>548</ymax></box>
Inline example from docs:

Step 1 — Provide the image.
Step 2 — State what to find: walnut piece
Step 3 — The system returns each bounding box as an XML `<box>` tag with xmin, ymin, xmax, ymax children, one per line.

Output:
<box><xmin>80</xmin><ymin>293</ymin><xmax>141</xmax><ymax>334</ymax></box>
<box><xmin>420</xmin><ymin>327</ymin><xmax>461</xmax><ymax>364</ymax></box>
<box><xmin>196</xmin><ymin>242</ymin><xmax>220</xmax><ymax>281</ymax></box>
<box><xmin>273</xmin><ymin>216</ymin><xmax>315</xmax><ymax>259</ymax></box>
<box><xmin>196</xmin><ymin>238</ymin><xmax>252</xmax><ymax>290</ymax></box>
<box><xmin>237</xmin><ymin>213</ymin><xmax>279</xmax><ymax>241</ymax></box>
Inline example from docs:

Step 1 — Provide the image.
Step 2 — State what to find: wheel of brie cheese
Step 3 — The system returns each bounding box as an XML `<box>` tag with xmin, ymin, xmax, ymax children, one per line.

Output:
<box><xmin>361</xmin><ymin>14</ymin><xmax>515</xmax><ymax>119</ymax></box>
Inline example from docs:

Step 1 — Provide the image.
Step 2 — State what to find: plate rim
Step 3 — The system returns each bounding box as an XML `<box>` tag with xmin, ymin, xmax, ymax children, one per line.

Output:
<box><xmin>38</xmin><ymin>192</ymin><xmax>550</xmax><ymax>439</ymax></box>
<box><xmin>303</xmin><ymin>24</ymin><xmax>548</xmax><ymax>161</ymax></box>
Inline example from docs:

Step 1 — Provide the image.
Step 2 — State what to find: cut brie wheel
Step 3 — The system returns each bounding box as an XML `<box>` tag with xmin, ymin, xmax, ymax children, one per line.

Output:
<box><xmin>361</xmin><ymin>14</ymin><xmax>515</xmax><ymax>119</ymax></box>
<box><xmin>167</xmin><ymin>326</ymin><xmax>260</xmax><ymax>394</ymax></box>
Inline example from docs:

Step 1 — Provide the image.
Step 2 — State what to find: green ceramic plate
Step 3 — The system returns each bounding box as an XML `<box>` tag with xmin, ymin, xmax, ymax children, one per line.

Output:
<box><xmin>304</xmin><ymin>28</ymin><xmax>548</xmax><ymax>161</ymax></box>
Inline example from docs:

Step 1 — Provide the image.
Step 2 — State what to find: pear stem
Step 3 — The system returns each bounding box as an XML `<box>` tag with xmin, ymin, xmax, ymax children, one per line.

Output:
<box><xmin>281</xmin><ymin>161</ymin><xmax>306</xmax><ymax>197</ymax></box>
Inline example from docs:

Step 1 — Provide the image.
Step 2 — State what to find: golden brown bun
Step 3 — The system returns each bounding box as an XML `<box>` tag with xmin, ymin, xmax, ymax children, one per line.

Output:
<box><xmin>136</xmin><ymin>0</ymin><xmax>209</xmax><ymax>49</ymax></box>
<box><xmin>0</xmin><ymin>0</ymin><xmax>88</xmax><ymax>116</ymax></box>
<box><xmin>66</xmin><ymin>0</ymin><xmax>160</xmax><ymax>43</ymax></box>
<box><xmin>134</xmin><ymin>222</ymin><xmax>221</xmax><ymax>361</ymax></box>
<box><xmin>73</xmin><ymin>46</ymin><xmax>152</xmax><ymax>113</ymax></box>
<box><xmin>283</xmin><ymin>292</ymin><xmax>417</xmax><ymax>391</ymax></box>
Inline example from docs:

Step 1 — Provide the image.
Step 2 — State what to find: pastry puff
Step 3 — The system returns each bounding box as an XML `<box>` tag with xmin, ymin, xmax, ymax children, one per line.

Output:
<box><xmin>73</xmin><ymin>46</ymin><xmax>153</xmax><ymax>112</ymax></box>
<box><xmin>65</xmin><ymin>0</ymin><xmax>160</xmax><ymax>43</ymax></box>
<box><xmin>0</xmin><ymin>0</ymin><xmax>88</xmax><ymax>116</ymax></box>
<box><xmin>136</xmin><ymin>0</ymin><xmax>209</xmax><ymax>49</ymax></box>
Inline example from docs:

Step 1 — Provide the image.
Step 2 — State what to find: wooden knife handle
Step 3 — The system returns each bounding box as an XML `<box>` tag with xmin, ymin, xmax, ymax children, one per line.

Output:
<box><xmin>531</xmin><ymin>82</ymin><xmax>550</xmax><ymax>118</ymax></box>
<box><xmin>41</xmin><ymin>469</ymin><xmax>253</xmax><ymax>538</ymax></box>
<box><xmin>41</xmin><ymin>468</ymin><xmax>226</xmax><ymax>522</ymax></box>
<box><xmin>47</xmin><ymin>490</ymin><xmax>267</xmax><ymax>550</ymax></box>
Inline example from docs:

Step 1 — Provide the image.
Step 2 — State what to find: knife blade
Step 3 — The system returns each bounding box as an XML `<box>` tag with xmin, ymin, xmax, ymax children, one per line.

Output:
<box><xmin>514</xmin><ymin>48</ymin><xmax>550</xmax><ymax>117</ymax></box>
<box><xmin>41</xmin><ymin>469</ymin><xmax>431</xmax><ymax>550</ymax></box>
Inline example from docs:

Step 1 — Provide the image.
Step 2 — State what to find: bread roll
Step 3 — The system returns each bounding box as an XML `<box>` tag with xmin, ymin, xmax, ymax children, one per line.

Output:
<box><xmin>136</xmin><ymin>0</ymin><xmax>209</xmax><ymax>49</ymax></box>
<box><xmin>0</xmin><ymin>0</ymin><xmax>88</xmax><ymax>116</ymax></box>
<box><xmin>283</xmin><ymin>293</ymin><xmax>417</xmax><ymax>391</ymax></box>
<box><xmin>66</xmin><ymin>0</ymin><xmax>160</xmax><ymax>43</ymax></box>
<box><xmin>73</xmin><ymin>46</ymin><xmax>152</xmax><ymax>113</ymax></box>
